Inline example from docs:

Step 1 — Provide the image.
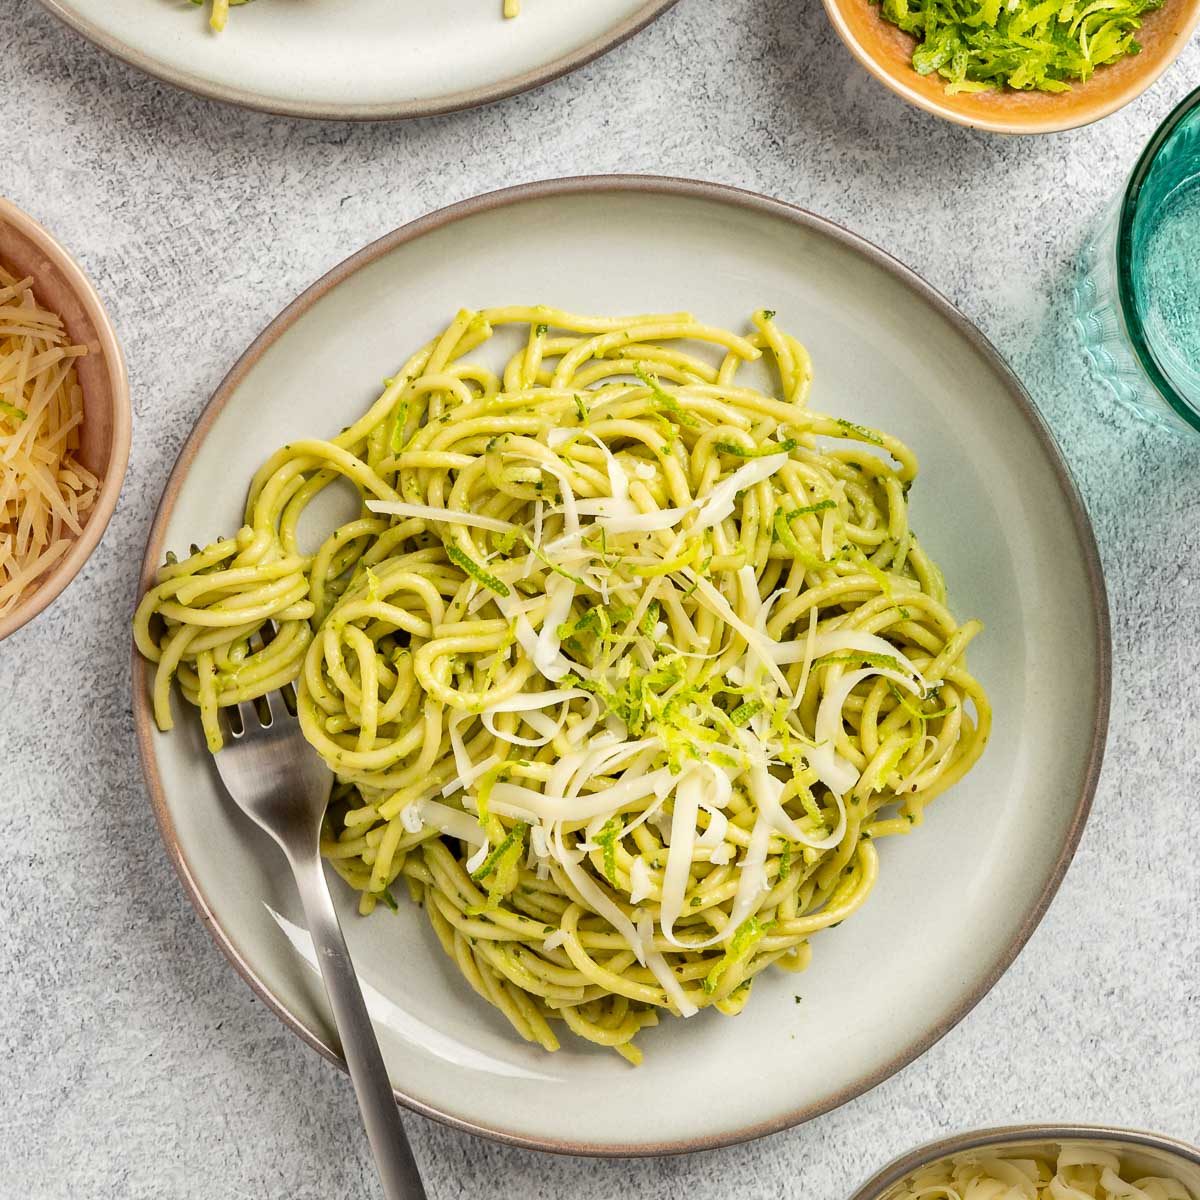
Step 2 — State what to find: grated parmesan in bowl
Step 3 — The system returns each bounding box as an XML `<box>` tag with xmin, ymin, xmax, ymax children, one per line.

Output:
<box><xmin>849</xmin><ymin>1129</ymin><xmax>1200</xmax><ymax>1200</ymax></box>
<box><xmin>0</xmin><ymin>266</ymin><xmax>99</xmax><ymax>616</ymax></box>
<box><xmin>0</xmin><ymin>198</ymin><xmax>130</xmax><ymax>641</ymax></box>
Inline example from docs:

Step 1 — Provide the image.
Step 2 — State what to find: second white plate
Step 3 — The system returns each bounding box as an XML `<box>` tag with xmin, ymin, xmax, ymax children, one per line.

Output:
<box><xmin>38</xmin><ymin>0</ymin><xmax>677</xmax><ymax>119</ymax></box>
<box><xmin>134</xmin><ymin>177</ymin><xmax>1109</xmax><ymax>1154</ymax></box>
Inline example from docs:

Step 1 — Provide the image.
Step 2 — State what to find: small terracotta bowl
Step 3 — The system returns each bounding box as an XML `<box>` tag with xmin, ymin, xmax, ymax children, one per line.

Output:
<box><xmin>822</xmin><ymin>0</ymin><xmax>1200</xmax><ymax>133</ymax></box>
<box><xmin>0</xmin><ymin>198</ymin><xmax>131</xmax><ymax>641</ymax></box>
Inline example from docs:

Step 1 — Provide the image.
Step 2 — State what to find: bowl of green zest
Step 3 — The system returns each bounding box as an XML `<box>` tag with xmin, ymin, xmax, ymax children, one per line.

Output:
<box><xmin>822</xmin><ymin>0</ymin><xmax>1200</xmax><ymax>131</ymax></box>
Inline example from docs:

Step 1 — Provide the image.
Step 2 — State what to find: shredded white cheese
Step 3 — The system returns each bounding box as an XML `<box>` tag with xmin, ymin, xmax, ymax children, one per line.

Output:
<box><xmin>0</xmin><ymin>266</ymin><xmax>97</xmax><ymax>615</ymax></box>
<box><xmin>693</xmin><ymin>453</ymin><xmax>789</xmax><ymax>529</ymax></box>
<box><xmin>629</xmin><ymin>856</ymin><xmax>653</xmax><ymax>904</ymax></box>
<box><xmin>893</xmin><ymin>1146</ymin><xmax>1194</xmax><ymax>1200</ymax></box>
<box><xmin>365</xmin><ymin>499</ymin><xmax>515</xmax><ymax>534</ymax></box>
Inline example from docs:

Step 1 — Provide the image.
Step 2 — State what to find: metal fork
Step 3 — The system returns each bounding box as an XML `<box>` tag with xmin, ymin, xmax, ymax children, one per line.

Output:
<box><xmin>214</xmin><ymin>686</ymin><xmax>426</xmax><ymax>1200</ymax></box>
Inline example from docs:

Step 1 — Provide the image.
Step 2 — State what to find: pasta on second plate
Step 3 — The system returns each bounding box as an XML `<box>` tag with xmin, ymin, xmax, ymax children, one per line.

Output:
<box><xmin>200</xmin><ymin>0</ymin><xmax>524</xmax><ymax>33</ymax></box>
<box><xmin>135</xmin><ymin>307</ymin><xmax>989</xmax><ymax>1063</ymax></box>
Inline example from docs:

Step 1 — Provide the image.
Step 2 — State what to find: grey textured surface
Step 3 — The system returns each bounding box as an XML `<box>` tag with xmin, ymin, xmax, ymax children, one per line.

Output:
<box><xmin>2</xmin><ymin>2</ymin><xmax>1199</xmax><ymax>1196</ymax></box>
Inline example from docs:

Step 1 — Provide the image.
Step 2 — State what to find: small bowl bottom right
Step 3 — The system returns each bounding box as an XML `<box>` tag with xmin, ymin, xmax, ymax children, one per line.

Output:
<box><xmin>848</xmin><ymin>1125</ymin><xmax>1200</xmax><ymax>1200</ymax></box>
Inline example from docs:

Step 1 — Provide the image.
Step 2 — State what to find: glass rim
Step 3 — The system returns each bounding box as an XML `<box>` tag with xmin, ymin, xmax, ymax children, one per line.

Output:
<box><xmin>1116</xmin><ymin>83</ymin><xmax>1200</xmax><ymax>434</ymax></box>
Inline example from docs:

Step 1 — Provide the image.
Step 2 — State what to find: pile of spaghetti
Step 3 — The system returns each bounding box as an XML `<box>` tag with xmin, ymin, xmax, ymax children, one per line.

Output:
<box><xmin>200</xmin><ymin>0</ymin><xmax>523</xmax><ymax>32</ymax></box>
<box><xmin>135</xmin><ymin>306</ymin><xmax>990</xmax><ymax>1062</ymax></box>
<box><xmin>0</xmin><ymin>265</ymin><xmax>96</xmax><ymax>617</ymax></box>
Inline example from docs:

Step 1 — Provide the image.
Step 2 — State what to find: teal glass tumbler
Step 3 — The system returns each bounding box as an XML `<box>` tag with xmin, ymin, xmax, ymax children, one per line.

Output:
<box><xmin>1074</xmin><ymin>85</ymin><xmax>1200</xmax><ymax>436</ymax></box>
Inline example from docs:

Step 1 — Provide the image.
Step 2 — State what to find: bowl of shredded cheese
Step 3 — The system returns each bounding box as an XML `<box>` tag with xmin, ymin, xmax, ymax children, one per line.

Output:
<box><xmin>848</xmin><ymin>1126</ymin><xmax>1200</xmax><ymax>1200</ymax></box>
<box><xmin>0</xmin><ymin>198</ymin><xmax>130</xmax><ymax>641</ymax></box>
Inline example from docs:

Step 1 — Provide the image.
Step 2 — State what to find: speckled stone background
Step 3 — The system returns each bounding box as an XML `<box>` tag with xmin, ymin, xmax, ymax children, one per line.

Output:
<box><xmin>2</xmin><ymin>2</ymin><xmax>1199</xmax><ymax>1196</ymax></box>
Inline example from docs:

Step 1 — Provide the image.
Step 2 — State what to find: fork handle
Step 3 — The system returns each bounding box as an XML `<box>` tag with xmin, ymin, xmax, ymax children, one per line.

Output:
<box><xmin>288</xmin><ymin>853</ymin><xmax>427</xmax><ymax>1200</ymax></box>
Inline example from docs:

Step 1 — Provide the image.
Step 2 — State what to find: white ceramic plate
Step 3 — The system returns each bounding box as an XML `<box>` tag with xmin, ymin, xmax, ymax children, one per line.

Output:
<box><xmin>134</xmin><ymin>177</ymin><xmax>1109</xmax><ymax>1155</ymax></box>
<box><xmin>37</xmin><ymin>0</ymin><xmax>677</xmax><ymax>120</ymax></box>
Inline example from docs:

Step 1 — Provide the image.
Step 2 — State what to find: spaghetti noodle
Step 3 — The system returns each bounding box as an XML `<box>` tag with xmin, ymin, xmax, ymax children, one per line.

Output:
<box><xmin>135</xmin><ymin>307</ymin><xmax>990</xmax><ymax>1062</ymax></box>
